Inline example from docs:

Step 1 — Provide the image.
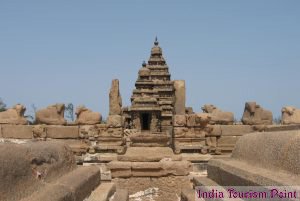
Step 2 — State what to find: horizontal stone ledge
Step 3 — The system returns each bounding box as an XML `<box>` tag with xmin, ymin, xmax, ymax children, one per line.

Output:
<box><xmin>220</xmin><ymin>125</ymin><xmax>254</xmax><ymax>136</ymax></box>
<box><xmin>46</xmin><ymin>125</ymin><xmax>79</xmax><ymax>139</ymax></box>
<box><xmin>1</xmin><ymin>125</ymin><xmax>33</xmax><ymax>139</ymax></box>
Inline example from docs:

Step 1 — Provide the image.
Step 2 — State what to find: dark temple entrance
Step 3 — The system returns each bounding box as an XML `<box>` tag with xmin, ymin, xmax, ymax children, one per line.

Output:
<box><xmin>141</xmin><ymin>113</ymin><xmax>151</xmax><ymax>130</ymax></box>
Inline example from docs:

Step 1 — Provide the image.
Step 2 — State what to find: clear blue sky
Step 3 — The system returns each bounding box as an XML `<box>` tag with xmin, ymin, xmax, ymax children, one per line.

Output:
<box><xmin>1</xmin><ymin>1</ymin><xmax>300</xmax><ymax>120</ymax></box>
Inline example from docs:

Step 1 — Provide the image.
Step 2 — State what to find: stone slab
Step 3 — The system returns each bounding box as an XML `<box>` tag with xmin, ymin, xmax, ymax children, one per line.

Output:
<box><xmin>2</xmin><ymin>125</ymin><xmax>33</xmax><ymax>139</ymax></box>
<box><xmin>217</xmin><ymin>136</ymin><xmax>240</xmax><ymax>146</ymax></box>
<box><xmin>181</xmin><ymin>153</ymin><xmax>213</xmax><ymax>162</ymax></box>
<box><xmin>46</xmin><ymin>125</ymin><xmax>79</xmax><ymax>139</ymax></box>
<box><xmin>87</xmin><ymin>182</ymin><xmax>116</xmax><ymax>201</ymax></box>
<box><xmin>111</xmin><ymin>189</ymin><xmax>129</xmax><ymax>201</ymax></box>
<box><xmin>107</xmin><ymin>161</ymin><xmax>132</xmax><ymax>169</ymax></box>
<box><xmin>58</xmin><ymin>166</ymin><xmax>100</xmax><ymax>201</ymax></box>
<box><xmin>117</xmin><ymin>147</ymin><xmax>182</xmax><ymax>162</ymax></box>
<box><xmin>21</xmin><ymin>184</ymin><xmax>74</xmax><ymax>201</ymax></box>
<box><xmin>220</xmin><ymin>125</ymin><xmax>254</xmax><ymax>136</ymax></box>
<box><xmin>131</xmin><ymin>162</ymin><xmax>162</xmax><ymax>170</ymax></box>
<box><xmin>210</xmin><ymin>125</ymin><xmax>222</xmax><ymax>136</ymax></box>
<box><xmin>265</xmin><ymin>124</ymin><xmax>300</xmax><ymax>132</ymax></box>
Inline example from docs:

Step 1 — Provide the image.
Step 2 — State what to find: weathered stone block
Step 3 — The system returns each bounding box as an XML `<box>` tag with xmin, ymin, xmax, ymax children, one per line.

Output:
<box><xmin>107</xmin><ymin>115</ymin><xmax>123</xmax><ymax>128</ymax></box>
<box><xmin>118</xmin><ymin>147</ymin><xmax>182</xmax><ymax>162</ymax></box>
<box><xmin>206</xmin><ymin>136</ymin><xmax>217</xmax><ymax>148</ymax></box>
<box><xmin>194</xmin><ymin>127</ymin><xmax>207</xmax><ymax>138</ymax></box>
<box><xmin>186</xmin><ymin>114</ymin><xmax>195</xmax><ymax>127</ymax></box>
<box><xmin>107</xmin><ymin>161</ymin><xmax>132</xmax><ymax>169</ymax></box>
<box><xmin>160</xmin><ymin>158</ymin><xmax>192</xmax><ymax>176</ymax></box>
<box><xmin>217</xmin><ymin>136</ymin><xmax>239</xmax><ymax>146</ymax></box>
<box><xmin>210</xmin><ymin>125</ymin><xmax>222</xmax><ymax>136</ymax></box>
<box><xmin>220</xmin><ymin>125</ymin><xmax>254</xmax><ymax>136</ymax></box>
<box><xmin>2</xmin><ymin>125</ymin><xmax>33</xmax><ymax>139</ymax></box>
<box><xmin>173</xmin><ymin>115</ymin><xmax>187</xmax><ymax>127</ymax></box>
<box><xmin>107</xmin><ymin>127</ymin><xmax>123</xmax><ymax>137</ymax></box>
<box><xmin>107</xmin><ymin>161</ymin><xmax>132</xmax><ymax>178</ymax></box>
<box><xmin>173</xmin><ymin>127</ymin><xmax>189</xmax><ymax>137</ymax></box>
<box><xmin>131</xmin><ymin>162</ymin><xmax>162</xmax><ymax>170</ymax></box>
<box><xmin>21</xmin><ymin>184</ymin><xmax>74</xmax><ymax>201</ymax></box>
<box><xmin>87</xmin><ymin>183</ymin><xmax>116</xmax><ymax>201</ymax></box>
<box><xmin>46</xmin><ymin>125</ymin><xmax>79</xmax><ymax>139</ymax></box>
<box><xmin>79</xmin><ymin>125</ymin><xmax>99</xmax><ymax>139</ymax></box>
<box><xmin>111</xmin><ymin>189</ymin><xmax>129</xmax><ymax>201</ymax></box>
<box><xmin>58</xmin><ymin>166</ymin><xmax>100</xmax><ymax>201</ymax></box>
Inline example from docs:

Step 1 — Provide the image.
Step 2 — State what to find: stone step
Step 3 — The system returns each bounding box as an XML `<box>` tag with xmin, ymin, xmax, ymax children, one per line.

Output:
<box><xmin>86</xmin><ymin>182</ymin><xmax>116</xmax><ymax>201</ymax></box>
<box><xmin>21</xmin><ymin>166</ymin><xmax>100</xmax><ymax>201</ymax></box>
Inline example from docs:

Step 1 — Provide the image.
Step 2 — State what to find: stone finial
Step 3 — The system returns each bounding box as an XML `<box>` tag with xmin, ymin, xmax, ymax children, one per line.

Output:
<box><xmin>109</xmin><ymin>79</ymin><xmax>122</xmax><ymax>115</ymax></box>
<box><xmin>154</xmin><ymin>36</ymin><xmax>159</xmax><ymax>46</ymax></box>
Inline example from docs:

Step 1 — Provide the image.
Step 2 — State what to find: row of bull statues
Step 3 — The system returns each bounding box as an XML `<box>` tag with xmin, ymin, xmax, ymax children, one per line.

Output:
<box><xmin>0</xmin><ymin>104</ymin><xmax>102</xmax><ymax>125</ymax></box>
<box><xmin>0</xmin><ymin>102</ymin><xmax>300</xmax><ymax>125</ymax></box>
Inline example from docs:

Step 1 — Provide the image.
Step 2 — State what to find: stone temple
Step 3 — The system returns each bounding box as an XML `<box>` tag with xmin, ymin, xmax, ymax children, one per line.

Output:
<box><xmin>0</xmin><ymin>38</ymin><xmax>299</xmax><ymax>201</ymax></box>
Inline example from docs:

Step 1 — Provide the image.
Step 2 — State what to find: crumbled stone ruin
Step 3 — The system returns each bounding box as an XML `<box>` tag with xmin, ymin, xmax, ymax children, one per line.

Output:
<box><xmin>0</xmin><ymin>39</ymin><xmax>299</xmax><ymax>201</ymax></box>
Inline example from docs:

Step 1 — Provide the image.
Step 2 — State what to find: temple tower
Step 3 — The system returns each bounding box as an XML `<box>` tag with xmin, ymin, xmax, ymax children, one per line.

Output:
<box><xmin>127</xmin><ymin>38</ymin><xmax>175</xmax><ymax>134</ymax></box>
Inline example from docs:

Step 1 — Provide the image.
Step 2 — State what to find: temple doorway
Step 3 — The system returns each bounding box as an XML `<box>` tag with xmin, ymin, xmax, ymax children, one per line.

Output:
<box><xmin>141</xmin><ymin>113</ymin><xmax>151</xmax><ymax>130</ymax></box>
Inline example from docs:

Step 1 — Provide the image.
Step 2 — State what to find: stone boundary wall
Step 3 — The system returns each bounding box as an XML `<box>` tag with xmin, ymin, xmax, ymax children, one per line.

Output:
<box><xmin>1</xmin><ymin>123</ymin><xmax>299</xmax><ymax>158</ymax></box>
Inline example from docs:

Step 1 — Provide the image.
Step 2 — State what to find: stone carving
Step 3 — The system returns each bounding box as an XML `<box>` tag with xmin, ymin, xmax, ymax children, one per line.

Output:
<box><xmin>194</xmin><ymin>113</ymin><xmax>211</xmax><ymax>127</ymax></box>
<box><xmin>109</xmin><ymin>79</ymin><xmax>122</xmax><ymax>115</ymax></box>
<box><xmin>35</xmin><ymin>103</ymin><xmax>66</xmax><ymax>125</ymax></box>
<box><xmin>242</xmin><ymin>102</ymin><xmax>273</xmax><ymax>125</ymax></box>
<box><xmin>107</xmin><ymin>127</ymin><xmax>123</xmax><ymax>138</ymax></box>
<box><xmin>32</xmin><ymin>125</ymin><xmax>47</xmax><ymax>139</ymax></box>
<box><xmin>79</xmin><ymin>125</ymin><xmax>99</xmax><ymax>140</ymax></box>
<box><xmin>107</xmin><ymin>115</ymin><xmax>123</xmax><ymax>128</ymax></box>
<box><xmin>201</xmin><ymin>104</ymin><xmax>234</xmax><ymax>125</ymax></box>
<box><xmin>173</xmin><ymin>115</ymin><xmax>186</xmax><ymax>127</ymax></box>
<box><xmin>281</xmin><ymin>106</ymin><xmax>300</xmax><ymax>125</ymax></box>
<box><xmin>75</xmin><ymin>105</ymin><xmax>102</xmax><ymax>125</ymax></box>
<box><xmin>186</xmin><ymin>113</ymin><xmax>212</xmax><ymax>127</ymax></box>
<box><xmin>0</xmin><ymin>104</ymin><xmax>28</xmax><ymax>125</ymax></box>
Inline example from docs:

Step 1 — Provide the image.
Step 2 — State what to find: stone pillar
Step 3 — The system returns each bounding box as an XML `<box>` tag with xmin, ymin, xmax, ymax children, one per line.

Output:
<box><xmin>109</xmin><ymin>79</ymin><xmax>122</xmax><ymax>115</ymax></box>
<box><xmin>174</xmin><ymin>80</ymin><xmax>186</xmax><ymax>115</ymax></box>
